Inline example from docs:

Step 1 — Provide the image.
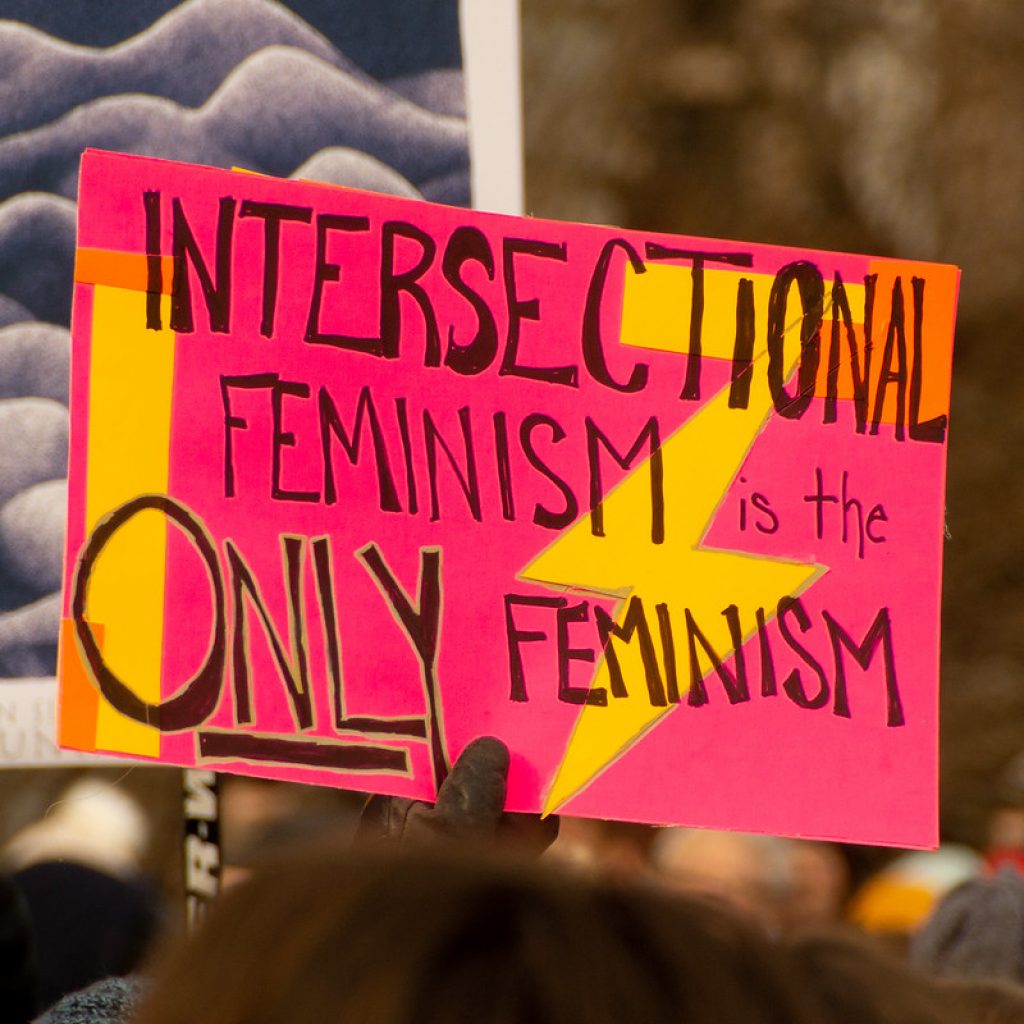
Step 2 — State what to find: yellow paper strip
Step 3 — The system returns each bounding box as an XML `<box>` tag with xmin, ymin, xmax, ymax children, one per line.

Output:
<box><xmin>85</xmin><ymin>286</ymin><xmax>175</xmax><ymax>757</ymax></box>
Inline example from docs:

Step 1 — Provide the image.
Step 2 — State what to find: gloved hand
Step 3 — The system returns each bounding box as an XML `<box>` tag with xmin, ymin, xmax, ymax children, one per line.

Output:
<box><xmin>356</xmin><ymin>737</ymin><xmax>558</xmax><ymax>854</ymax></box>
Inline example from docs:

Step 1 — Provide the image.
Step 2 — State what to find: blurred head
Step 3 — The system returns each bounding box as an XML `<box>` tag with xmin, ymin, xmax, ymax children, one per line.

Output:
<box><xmin>2</xmin><ymin>778</ymin><xmax>159</xmax><ymax>1013</ymax></box>
<box><xmin>933</xmin><ymin>976</ymin><xmax>1024</xmax><ymax>1024</ymax></box>
<box><xmin>786</xmin><ymin>931</ymin><xmax>957</xmax><ymax>1024</ymax></box>
<box><xmin>783</xmin><ymin>841</ymin><xmax>849</xmax><ymax>929</ymax></box>
<box><xmin>0</xmin><ymin>872</ymin><xmax>36</xmax><ymax>1024</ymax></box>
<box><xmin>910</xmin><ymin>868</ymin><xmax>1024</xmax><ymax>983</ymax></box>
<box><xmin>651</xmin><ymin>828</ymin><xmax>794</xmax><ymax>928</ymax></box>
<box><xmin>651</xmin><ymin>830</ymin><xmax>849</xmax><ymax>932</ymax></box>
<box><xmin>847</xmin><ymin>845</ymin><xmax>982</xmax><ymax>947</ymax></box>
<box><xmin>545</xmin><ymin>817</ymin><xmax>655</xmax><ymax>882</ymax></box>
<box><xmin>132</xmin><ymin>845</ymin><xmax>816</xmax><ymax>1024</ymax></box>
<box><xmin>2</xmin><ymin>775</ymin><xmax>149</xmax><ymax>878</ymax></box>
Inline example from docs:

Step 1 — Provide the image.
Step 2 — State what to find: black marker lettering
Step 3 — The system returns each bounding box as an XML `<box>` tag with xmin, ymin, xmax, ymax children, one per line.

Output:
<box><xmin>143</xmin><ymin>190</ymin><xmax>163</xmax><ymax>330</ymax></box>
<box><xmin>684</xmin><ymin>605</ymin><xmax>749</xmax><ymax>707</ymax></box>
<box><xmin>304</xmin><ymin>213</ymin><xmax>381</xmax><ymax>354</ymax></box>
<box><xmin>221</xmin><ymin>373</ymin><xmax>277</xmax><ymax>499</ymax></box>
<box><xmin>271</xmin><ymin>379</ymin><xmax>319</xmax><ymax>503</ymax></box>
<box><xmin>171</xmin><ymin>195</ymin><xmax>236</xmax><ymax>334</ymax></box>
<box><xmin>777</xmin><ymin>596</ymin><xmax>830</xmax><ymax>710</ymax></box>
<box><xmin>318</xmin><ymin>386</ymin><xmax>401</xmax><ymax>512</ymax></box>
<box><xmin>767</xmin><ymin>260</ymin><xmax>824</xmax><ymax>420</ymax></box>
<box><xmin>504</xmin><ymin>593</ymin><xmax>564</xmax><ymax>702</ymax></box>
<box><xmin>499</xmin><ymin>238</ymin><xmax>577</xmax><ymax>386</ymax></box>
<box><xmin>238</xmin><ymin>201</ymin><xmax>313</xmax><ymax>338</ymax></box>
<box><xmin>557</xmin><ymin>601</ymin><xmax>601</xmax><ymax>705</ymax></box>
<box><xmin>582</xmin><ymin>239</ymin><xmax>648</xmax><ymax>393</ymax></box>
<box><xmin>71</xmin><ymin>496</ymin><xmax>226</xmax><ymax>731</ymax></box>
<box><xmin>908</xmin><ymin>276</ymin><xmax>948</xmax><ymax>443</ymax></box>
<box><xmin>442</xmin><ymin>226</ymin><xmax>499</xmax><ymax>375</ymax></box>
<box><xmin>423</xmin><ymin>407</ymin><xmax>482</xmax><ymax>522</ymax></box>
<box><xmin>824</xmin><ymin>607</ymin><xmax>904</xmax><ymax>726</ymax></box>
<box><xmin>519</xmin><ymin>413</ymin><xmax>578</xmax><ymax>531</ymax></box>
<box><xmin>358</xmin><ymin>544</ymin><xmax>447</xmax><ymax>792</ymax></box>
<box><xmin>586</xmin><ymin>416</ymin><xmax>664</xmax><ymax>544</ymax></box>
<box><xmin>644</xmin><ymin>245</ymin><xmax>754</xmax><ymax>401</ymax></box>
<box><xmin>225</xmin><ymin>535</ymin><xmax>314</xmax><ymax>729</ymax></box>
<box><xmin>595</xmin><ymin>597</ymin><xmax>665</xmax><ymax>706</ymax></box>
<box><xmin>381</xmin><ymin>220</ymin><xmax>440</xmax><ymax>365</ymax></box>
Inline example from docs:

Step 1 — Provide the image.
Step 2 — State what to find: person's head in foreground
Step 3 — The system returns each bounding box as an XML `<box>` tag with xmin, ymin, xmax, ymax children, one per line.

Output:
<box><xmin>128</xmin><ymin>842</ymin><xmax>972</xmax><ymax>1024</ymax></box>
<box><xmin>131</xmin><ymin>844</ymin><xmax>829</xmax><ymax>1024</ymax></box>
<box><xmin>784</xmin><ymin>930</ymin><xmax>966</xmax><ymax>1024</ymax></box>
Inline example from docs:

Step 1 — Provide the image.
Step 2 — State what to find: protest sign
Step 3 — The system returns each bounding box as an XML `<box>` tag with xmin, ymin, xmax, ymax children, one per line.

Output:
<box><xmin>60</xmin><ymin>149</ymin><xmax>958</xmax><ymax>846</ymax></box>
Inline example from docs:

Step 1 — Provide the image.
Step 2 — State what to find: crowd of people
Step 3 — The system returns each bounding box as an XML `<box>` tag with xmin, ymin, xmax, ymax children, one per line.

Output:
<box><xmin>3</xmin><ymin>739</ymin><xmax>1024</xmax><ymax>1023</ymax></box>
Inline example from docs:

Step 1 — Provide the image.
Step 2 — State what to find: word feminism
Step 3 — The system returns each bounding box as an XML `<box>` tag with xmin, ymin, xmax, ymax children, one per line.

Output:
<box><xmin>222</xmin><ymin>379</ymin><xmax>667</xmax><ymax>542</ymax></box>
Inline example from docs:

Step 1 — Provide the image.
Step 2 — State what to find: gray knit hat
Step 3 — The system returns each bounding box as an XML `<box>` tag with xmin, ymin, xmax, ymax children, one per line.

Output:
<box><xmin>32</xmin><ymin>976</ymin><xmax>145</xmax><ymax>1024</ymax></box>
<box><xmin>909</xmin><ymin>867</ymin><xmax>1024</xmax><ymax>983</ymax></box>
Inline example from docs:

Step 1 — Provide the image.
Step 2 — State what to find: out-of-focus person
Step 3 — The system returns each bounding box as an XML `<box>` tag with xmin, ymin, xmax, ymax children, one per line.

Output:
<box><xmin>0</xmin><ymin>870</ymin><xmax>36</xmax><ymax>1024</ymax></box>
<box><xmin>985</xmin><ymin>751</ymin><xmax>1024</xmax><ymax>873</ymax></box>
<box><xmin>931</xmin><ymin>975</ymin><xmax>1024</xmax><ymax>1024</ymax></box>
<box><xmin>786</xmin><ymin>930</ymin><xmax>968</xmax><ymax>1024</ymax></box>
<box><xmin>846</xmin><ymin>845</ymin><xmax>982</xmax><ymax>951</ymax></box>
<box><xmin>910</xmin><ymin>867</ymin><xmax>1024</xmax><ymax>985</ymax></box>
<box><xmin>545</xmin><ymin>817</ymin><xmax>655</xmax><ymax>882</ymax></box>
<box><xmin>218</xmin><ymin>775</ymin><xmax>363</xmax><ymax>889</ymax></box>
<box><xmin>131</xmin><ymin>844</ymin><xmax>822</xmax><ymax>1024</ymax></box>
<box><xmin>651</xmin><ymin>827</ymin><xmax>796</xmax><ymax>929</ymax></box>
<box><xmin>32</xmin><ymin>975</ymin><xmax>145</xmax><ymax>1024</ymax></box>
<box><xmin>0</xmin><ymin>776</ymin><xmax>162</xmax><ymax>1014</ymax></box>
<box><xmin>783</xmin><ymin>840</ymin><xmax>850</xmax><ymax>930</ymax></box>
<box><xmin>651</xmin><ymin>828</ymin><xmax>849</xmax><ymax>932</ymax></box>
<box><xmin>23</xmin><ymin>739</ymin><xmax>963</xmax><ymax>1024</ymax></box>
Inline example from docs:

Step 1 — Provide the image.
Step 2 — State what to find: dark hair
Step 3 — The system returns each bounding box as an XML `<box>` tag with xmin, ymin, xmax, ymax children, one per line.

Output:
<box><xmin>934</xmin><ymin>976</ymin><xmax>1024</xmax><ymax>1024</ymax></box>
<box><xmin>787</xmin><ymin>930</ymin><xmax>957</xmax><ymax>1024</ymax></box>
<box><xmin>132</xmin><ymin>845</ymin><xmax>816</xmax><ymax>1024</ymax></box>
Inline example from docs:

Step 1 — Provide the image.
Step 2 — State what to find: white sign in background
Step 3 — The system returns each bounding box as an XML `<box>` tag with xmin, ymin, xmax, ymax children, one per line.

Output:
<box><xmin>0</xmin><ymin>680</ymin><xmax>119</xmax><ymax>766</ymax></box>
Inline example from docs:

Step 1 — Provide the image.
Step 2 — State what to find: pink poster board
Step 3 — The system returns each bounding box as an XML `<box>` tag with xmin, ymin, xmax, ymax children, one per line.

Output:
<box><xmin>60</xmin><ymin>149</ymin><xmax>959</xmax><ymax>847</ymax></box>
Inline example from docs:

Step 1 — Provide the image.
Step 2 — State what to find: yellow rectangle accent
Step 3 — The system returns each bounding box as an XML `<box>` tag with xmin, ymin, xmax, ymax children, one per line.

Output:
<box><xmin>620</xmin><ymin>263</ymin><xmax>864</xmax><ymax>361</ymax></box>
<box><xmin>85</xmin><ymin>286</ymin><xmax>175</xmax><ymax>757</ymax></box>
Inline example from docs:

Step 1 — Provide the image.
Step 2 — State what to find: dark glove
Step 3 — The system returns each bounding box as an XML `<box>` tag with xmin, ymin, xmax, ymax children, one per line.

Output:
<box><xmin>356</xmin><ymin>737</ymin><xmax>558</xmax><ymax>854</ymax></box>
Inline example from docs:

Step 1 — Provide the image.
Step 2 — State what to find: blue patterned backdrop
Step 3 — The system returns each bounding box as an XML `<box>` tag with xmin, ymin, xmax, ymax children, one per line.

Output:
<box><xmin>0</xmin><ymin>0</ymin><xmax>468</xmax><ymax>677</ymax></box>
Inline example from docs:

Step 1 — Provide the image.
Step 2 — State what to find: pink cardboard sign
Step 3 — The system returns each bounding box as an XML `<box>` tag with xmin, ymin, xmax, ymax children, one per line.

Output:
<box><xmin>60</xmin><ymin>149</ymin><xmax>958</xmax><ymax>847</ymax></box>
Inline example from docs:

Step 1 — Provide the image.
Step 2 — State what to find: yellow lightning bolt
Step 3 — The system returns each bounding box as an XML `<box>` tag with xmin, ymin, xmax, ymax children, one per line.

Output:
<box><xmin>525</xmin><ymin>265</ymin><xmax>859</xmax><ymax>816</ymax></box>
